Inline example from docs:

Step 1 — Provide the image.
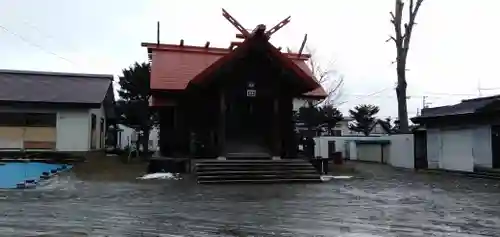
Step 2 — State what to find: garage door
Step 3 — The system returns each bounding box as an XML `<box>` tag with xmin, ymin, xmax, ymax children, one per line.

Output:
<box><xmin>440</xmin><ymin>129</ymin><xmax>474</xmax><ymax>172</ymax></box>
<box><xmin>357</xmin><ymin>144</ymin><xmax>383</xmax><ymax>163</ymax></box>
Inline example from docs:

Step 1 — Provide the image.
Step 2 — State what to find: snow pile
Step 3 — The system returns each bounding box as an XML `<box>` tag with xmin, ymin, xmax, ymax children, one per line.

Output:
<box><xmin>321</xmin><ymin>175</ymin><xmax>353</xmax><ymax>182</ymax></box>
<box><xmin>136</xmin><ymin>172</ymin><xmax>181</xmax><ymax>180</ymax></box>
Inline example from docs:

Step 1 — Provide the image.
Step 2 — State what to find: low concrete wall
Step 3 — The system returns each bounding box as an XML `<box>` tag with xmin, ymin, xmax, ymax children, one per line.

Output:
<box><xmin>315</xmin><ymin>134</ymin><xmax>415</xmax><ymax>169</ymax></box>
<box><xmin>314</xmin><ymin>136</ymin><xmax>391</xmax><ymax>160</ymax></box>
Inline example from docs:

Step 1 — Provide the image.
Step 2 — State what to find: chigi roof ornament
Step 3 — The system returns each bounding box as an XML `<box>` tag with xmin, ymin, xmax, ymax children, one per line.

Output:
<box><xmin>222</xmin><ymin>8</ymin><xmax>291</xmax><ymax>40</ymax></box>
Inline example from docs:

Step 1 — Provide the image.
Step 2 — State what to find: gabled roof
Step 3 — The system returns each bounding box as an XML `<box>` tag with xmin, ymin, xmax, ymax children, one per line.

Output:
<box><xmin>142</xmin><ymin>42</ymin><xmax>327</xmax><ymax>98</ymax></box>
<box><xmin>188</xmin><ymin>30</ymin><xmax>321</xmax><ymax>93</ymax></box>
<box><xmin>412</xmin><ymin>95</ymin><xmax>500</xmax><ymax>123</ymax></box>
<box><xmin>0</xmin><ymin>69</ymin><xmax>113</xmax><ymax>105</ymax></box>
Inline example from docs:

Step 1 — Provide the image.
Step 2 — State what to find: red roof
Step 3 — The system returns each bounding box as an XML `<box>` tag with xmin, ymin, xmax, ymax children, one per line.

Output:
<box><xmin>143</xmin><ymin>42</ymin><xmax>327</xmax><ymax>98</ymax></box>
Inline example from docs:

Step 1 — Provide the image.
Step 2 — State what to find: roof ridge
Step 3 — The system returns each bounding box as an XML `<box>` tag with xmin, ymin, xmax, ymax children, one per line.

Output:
<box><xmin>0</xmin><ymin>69</ymin><xmax>114</xmax><ymax>80</ymax></box>
<box><xmin>461</xmin><ymin>94</ymin><xmax>500</xmax><ymax>102</ymax></box>
<box><xmin>143</xmin><ymin>42</ymin><xmax>310</xmax><ymax>60</ymax></box>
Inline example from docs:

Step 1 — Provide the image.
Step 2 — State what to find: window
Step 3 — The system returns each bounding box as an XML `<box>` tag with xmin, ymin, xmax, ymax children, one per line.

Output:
<box><xmin>0</xmin><ymin>112</ymin><xmax>56</xmax><ymax>127</ymax></box>
<box><xmin>332</xmin><ymin>130</ymin><xmax>342</xmax><ymax>136</ymax></box>
<box><xmin>25</xmin><ymin>113</ymin><xmax>56</xmax><ymax>127</ymax></box>
<box><xmin>0</xmin><ymin>113</ymin><xmax>25</xmax><ymax>126</ymax></box>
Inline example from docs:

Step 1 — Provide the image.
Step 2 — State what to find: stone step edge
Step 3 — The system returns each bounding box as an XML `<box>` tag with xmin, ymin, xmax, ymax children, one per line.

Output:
<box><xmin>198</xmin><ymin>178</ymin><xmax>322</xmax><ymax>184</ymax></box>
<box><xmin>194</xmin><ymin>159</ymin><xmax>308</xmax><ymax>163</ymax></box>
<box><xmin>196</xmin><ymin>170</ymin><xmax>318</xmax><ymax>174</ymax></box>
<box><xmin>197</xmin><ymin>176</ymin><xmax>320</xmax><ymax>180</ymax></box>
<box><xmin>195</xmin><ymin>163</ymin><xmax>312</xmax><ymax>166</ymax></box>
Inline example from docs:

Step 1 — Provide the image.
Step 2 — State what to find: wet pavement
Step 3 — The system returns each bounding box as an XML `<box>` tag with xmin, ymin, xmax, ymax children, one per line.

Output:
<box><xmin>1</xmin><ymin>159</ymin><xmax>500</xmax><ymax>237</ymax></box>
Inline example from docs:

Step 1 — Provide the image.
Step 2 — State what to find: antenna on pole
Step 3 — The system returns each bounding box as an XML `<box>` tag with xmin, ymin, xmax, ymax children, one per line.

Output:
<box><xmin>156</xmin><ymin>21</ymin><xmax>160</xmax><ymax>46</ymax></box>
<box><xmin>422</xmin><ymin>96</ymin><xmax>431</xmax><ymax>109</ymax></box>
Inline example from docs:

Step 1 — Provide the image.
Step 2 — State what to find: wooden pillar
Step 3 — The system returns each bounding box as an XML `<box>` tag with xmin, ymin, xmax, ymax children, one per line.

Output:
<box><xmin>281</xmin><ymin>97</ymin><xmax>294</xmax><ymax>158</ymax></box>
<box><xmin>218</xmin><ymin>91</ymin><xmax>226</xmax><ymax>158</ymax></box>
<box><xmin>159</xmin><ymin>109</ymin><xmax>168</xmax><ymax>156</ymax></box>
<box><xmin>273</xmin><ymin>97</ymin><xmax>281</xmax><ymax>159</ymax></box>
<box><xmin>159</xmin><ymin>107</ymin><xmax>175</xmax><ymax>157</ymax></box>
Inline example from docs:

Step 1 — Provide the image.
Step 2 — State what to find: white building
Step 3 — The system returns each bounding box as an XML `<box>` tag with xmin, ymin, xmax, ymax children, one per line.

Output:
<box><xmin>116</xmin><ymin>124</ymin><xmax>159</xmax><ymax>151</ymax></box>
<box><xmin>0</xmin><ymin>69</ymin><xmax>115</xmax><ymax>157</ymax></box>
<box><xmin>412</xmin><ymin>95</ymin><xmax>500</xmax><ymax>172</ymax></box>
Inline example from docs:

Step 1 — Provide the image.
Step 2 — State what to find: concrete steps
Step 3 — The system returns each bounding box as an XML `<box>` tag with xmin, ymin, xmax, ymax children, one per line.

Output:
<box><xmin>225</xmin><ymin>152</ymin><xmax>270</xmax><ymax>159</ymax></box>
<box><xmin>195</xmin><ymin>159</ymin><xmax>321</xmax><ymax>184</ymax></box>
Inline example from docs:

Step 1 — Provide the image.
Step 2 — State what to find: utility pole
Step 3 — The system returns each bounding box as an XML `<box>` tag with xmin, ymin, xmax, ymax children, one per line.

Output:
<box><xmin>478</xmin><ymin>78</ymin><xmax>482</xmax><ymax>97</ymax></box>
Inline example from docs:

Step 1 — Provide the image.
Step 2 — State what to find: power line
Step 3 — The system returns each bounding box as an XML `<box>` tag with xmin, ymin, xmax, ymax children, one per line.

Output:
<box><xmin>0</xmin><ymin>23</ymin><xmax>121</xmax><ymax>88</ymax></box>
<box><xmin>19</xmin><ymin>20</ymin><xmax>61</xmax><ymax>44</ymax></box>
<box><xmin>0</xmin><ymin>24</ymin><xmax>75</xmax><ymax>65</ymax></box>
<box><xmin>341</xmin><ymin>91</ymin><xmax>482</xmax><ymax>99</ymax></box>
<box><xmin>478</xmin><ymin>87</ymin><xmax>500</xmax><ymax>91</ymax></box>
<box><xmin>336</xmin><ymin>87</ymin><xmax>394</xmax><ymax>106</ymax></box>
<box><xmin>334</xmin><ymin>88</ymin><xmax>486</xmax><ymax>110</ymax></box>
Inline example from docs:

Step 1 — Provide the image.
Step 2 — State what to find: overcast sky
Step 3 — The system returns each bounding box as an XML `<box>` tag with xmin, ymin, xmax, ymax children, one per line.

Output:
<box><xmin>1</xmin><ymin>0</ymin><xmax>499</xmax><ymax>119</ymax></box>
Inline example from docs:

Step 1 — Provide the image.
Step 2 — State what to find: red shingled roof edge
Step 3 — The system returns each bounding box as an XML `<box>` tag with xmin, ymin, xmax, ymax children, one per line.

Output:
<box><xmin>142</xmin><ymin>41</ymin><xmax>328</xmax><ymax>98</ymax></box>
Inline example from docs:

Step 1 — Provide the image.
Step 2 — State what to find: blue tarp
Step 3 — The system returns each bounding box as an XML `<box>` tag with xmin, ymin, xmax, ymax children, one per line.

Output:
<box><xmin>0</xmin><ymin>162</ymin><xmax>72</xmax><ymax>188</ymax></box>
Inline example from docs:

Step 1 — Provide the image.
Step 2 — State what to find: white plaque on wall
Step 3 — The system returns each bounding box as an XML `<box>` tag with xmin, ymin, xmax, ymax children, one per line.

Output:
<box><xmin>247</xmin><ymin>89</ymin><xmax>256</xmax><ymax>97</ymax></box>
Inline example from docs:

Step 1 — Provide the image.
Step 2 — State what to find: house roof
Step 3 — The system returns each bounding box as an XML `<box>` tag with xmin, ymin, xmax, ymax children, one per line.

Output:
<box><xmin>412</xmin><ymin>95</ymin><xmax>500</xmax><ymax>122</ymax></box>
<box><xmin>142</xmin><ymin>42</ymin><xmax>327</xmax><ymax>98</ymax></box>
<box><xmin>0</xmin><ymin>69</ymin><xmax>113</xmax><ymax>105</ymax></box>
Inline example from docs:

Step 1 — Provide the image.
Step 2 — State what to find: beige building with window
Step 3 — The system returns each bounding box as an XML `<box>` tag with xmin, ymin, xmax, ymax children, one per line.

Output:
<box><xmin>0</xmin><ymin>70</ymin><xmax>115</xmax><ymax>155</ymax></box>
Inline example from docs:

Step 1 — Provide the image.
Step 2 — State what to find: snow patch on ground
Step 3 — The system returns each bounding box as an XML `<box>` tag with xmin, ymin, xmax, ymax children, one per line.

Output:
<box><xmin>321</xmin><ymin>175</ymin><xmax>353</xmax><ymax>182</ymax></box>
<box><xmin>137</xmin><ymin>173</ymin><xmax>181</xmax><ymax>180</ymax></box>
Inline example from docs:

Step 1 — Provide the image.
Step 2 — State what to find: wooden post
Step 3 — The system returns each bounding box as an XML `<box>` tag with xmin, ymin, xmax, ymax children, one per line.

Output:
<box><xmin>218</xmin><ymin>91</ymin><xmax>226</xmax><ymax>159</ymax></box>
<box><xmin>273</xmin><ymin>97</ymin><xmax>281</xmax><ymax>159</ymax></box>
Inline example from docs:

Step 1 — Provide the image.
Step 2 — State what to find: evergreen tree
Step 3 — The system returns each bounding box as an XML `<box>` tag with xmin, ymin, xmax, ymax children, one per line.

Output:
<box><xmin>348</xmin><ymin>104</ymin><xmax>380</xmax><ymax>136</ymax></box>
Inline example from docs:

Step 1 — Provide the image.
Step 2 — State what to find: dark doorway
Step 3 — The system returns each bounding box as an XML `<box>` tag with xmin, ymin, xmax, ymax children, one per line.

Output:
<box><xmin>414</xmin><ymin>130</ymin><xmax>428</xmax><ymax>170</ymax></box>
<box><xmin>91</xmin><ymin>114</ymin><xmax>97</xmax><ymax>149</ymax></box>
<box><xmin>225</xmin><ymin>95</ymin><xmax>272</xmax><ymax>154</ymax></box>
<box><xmin>226</xmin><ymin>97</ymin><xmax>269</xmax><ymax>141</ymax></box>
<box><xmin>491</xmin><ymin>125</ymin><xmax>500</xmax><ymax>168</ymax></box>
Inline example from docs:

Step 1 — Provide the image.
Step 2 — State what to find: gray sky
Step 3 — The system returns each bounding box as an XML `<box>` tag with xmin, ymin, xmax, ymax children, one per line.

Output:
<box><xmin>1</xmin><ymin>0</ymin><xmax>499</xmax><ymax>119</ymax></box>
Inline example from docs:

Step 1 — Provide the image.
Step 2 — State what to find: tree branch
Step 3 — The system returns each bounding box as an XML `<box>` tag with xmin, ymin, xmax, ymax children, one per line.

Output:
<box><xmin>403</xmin><ymin>0</ymin><xmax>424</xmax><ymax>53</ymax></box>
<box><xmin>305</xmin><ymin>46</ymin><xmax>344</xmax><ymax>106</ymax></box>
<box><xmin>386</xmin><ymin>35</ymin><xmax>397</xmax><ymax>44</ymax></box>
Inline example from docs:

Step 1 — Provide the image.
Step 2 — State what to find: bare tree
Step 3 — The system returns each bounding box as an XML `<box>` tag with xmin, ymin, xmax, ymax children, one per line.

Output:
<box><xmin>305</xmin><ymin>47</ymin><xmax>344</xmax><ymax>106</ymax></box>
<box><xmin>388</xmin><ymin>0</ymin><xmax>424</xmax><ymax>133</ymax></box>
